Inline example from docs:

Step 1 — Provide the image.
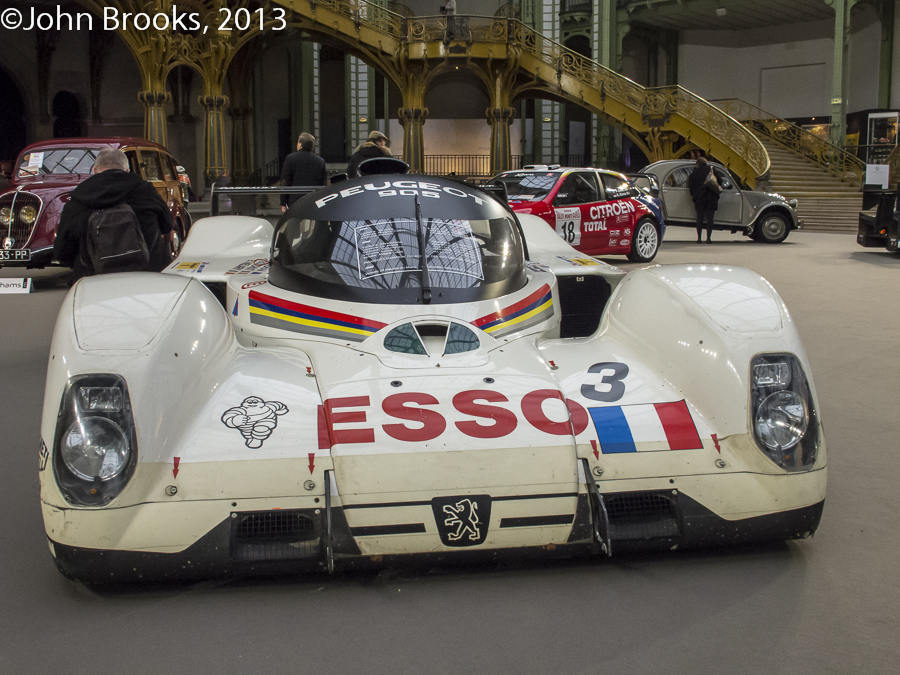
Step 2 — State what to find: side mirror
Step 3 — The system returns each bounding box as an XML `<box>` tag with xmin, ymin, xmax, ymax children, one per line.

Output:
<box><xmin>721</xmin><ymin>180</ymin><xmax>732</xmax><ymax>190</ymax></box>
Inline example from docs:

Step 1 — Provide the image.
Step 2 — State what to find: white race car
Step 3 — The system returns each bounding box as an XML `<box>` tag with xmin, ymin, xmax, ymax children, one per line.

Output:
<box><xmin>39</xmin><ymin>169</ymin><xmax>826</xmax><ymax>583</ymax></box>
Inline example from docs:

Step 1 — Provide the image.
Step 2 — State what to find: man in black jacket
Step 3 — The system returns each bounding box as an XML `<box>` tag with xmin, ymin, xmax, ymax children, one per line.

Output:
<box><xmin>280</xmin><ymin>132</ymin><xmax>328</xmax><ymax>211</ymax></box>
<box><xmin>687</xmin><ymin>156</ymin><xmax>720</xmax><ymax>243</ymax></box>
<box><xmin>347</xmin><ymin>130</ymin><xmax>391</xmax><ymax>178</ymax></box>
<box><xmin>54</xmin><ymin>148</ymin><xmax>173</xmax><ymax>283</ymax></box>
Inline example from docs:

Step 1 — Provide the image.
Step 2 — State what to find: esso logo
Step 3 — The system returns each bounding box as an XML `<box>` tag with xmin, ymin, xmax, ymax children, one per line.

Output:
<box><xmin>241</xmin><ymin>280</ymin><xmax>267</xmax><ymax>289</ymax></box>
<box><xmin>315</xmin><ymin>390</ymin><xmax>592</xmax><ymax>448</ymax></box>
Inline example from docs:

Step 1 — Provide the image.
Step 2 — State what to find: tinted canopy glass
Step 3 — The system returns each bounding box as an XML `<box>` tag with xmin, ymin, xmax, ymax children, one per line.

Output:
<box><xmin>269</xmin><ymin>177</ymin><xmax>526</xmax><ymax>304</ymax></box>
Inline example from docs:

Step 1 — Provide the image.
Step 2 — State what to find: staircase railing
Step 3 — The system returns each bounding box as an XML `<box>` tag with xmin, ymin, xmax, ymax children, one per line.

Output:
<box><xmin>276</xmin><ymin>1</ymin><xmax>770</xmax><ymax>182</ymax></box>
<box><xmin>711</xmin><ymin>99</ymin><xmax>865</xmax><ymax>187</ymax></box>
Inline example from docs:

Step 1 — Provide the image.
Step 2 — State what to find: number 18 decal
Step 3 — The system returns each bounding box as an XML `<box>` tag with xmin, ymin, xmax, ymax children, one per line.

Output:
<box><xmin>554</xmin><ymin>207</ymin><xmax>581</xmax><ymax>246</ymax></box>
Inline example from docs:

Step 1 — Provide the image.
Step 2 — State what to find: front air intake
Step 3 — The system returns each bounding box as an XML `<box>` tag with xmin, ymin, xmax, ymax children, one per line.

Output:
<box><xmin>556</xmin><ymin>275</ymin><xmax>610</xmax><ymax>338</ymax></box>
<box><xmin>603</xmin><ymin>491</ymin><xmax>680</xmax><ymax>540</ymax></box>
<box><xmin>230</xmin><ymin>510</ymin><xmax>321</xmax><ymax>562</ymax></box>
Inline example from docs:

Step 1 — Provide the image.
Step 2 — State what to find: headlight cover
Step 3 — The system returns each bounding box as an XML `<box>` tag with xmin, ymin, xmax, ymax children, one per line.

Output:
<box><xmin>750</xmin><ymin>354</ymin><xmax>818</xmax><ymax>471</ymax></box>
<box><xmin>53</xmin><ymin>375</ymin><xmax>137</xmax><ymax>506</ymax></box>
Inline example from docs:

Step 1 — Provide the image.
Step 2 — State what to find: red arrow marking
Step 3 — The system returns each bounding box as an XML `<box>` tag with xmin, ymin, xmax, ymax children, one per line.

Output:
<box><xmin>173</xmin><ymin>457</ymin><xmax>180</xmax><ymax>479</ymax></box>
<box><xmin>308</xmin><ymin>453</ymin><xmax>315</xmax><ymax>474</ymax></box>
<box><xmin>711</xmin><ymin>434</ymin><xmax>721</xmax><ymax>453</ymax></box>
<box><xmin>590</xmin><ymin>440</ymin><xmax>599</xmax><ymax>460</ymax></box>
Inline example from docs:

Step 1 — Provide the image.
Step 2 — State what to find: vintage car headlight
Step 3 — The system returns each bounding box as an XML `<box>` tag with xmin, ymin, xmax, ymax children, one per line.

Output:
<box><xmin>0</xmin><ymin>207</ymin><xmax>11</xmax><ymax>225</ymax></box>
<box><xmin>750</xmin><ymin>354</ymin><xmax>818</xmax><ymax>471</ymax></box>
<box><xmin>53</xmin><ymin>375</ymin><xmax>137</xmax><ymax>506</ymax></box>
<box><xmin>19</xmin><ymin>205</ymin><xmax>37</xmax><ymax>225</ymax></box>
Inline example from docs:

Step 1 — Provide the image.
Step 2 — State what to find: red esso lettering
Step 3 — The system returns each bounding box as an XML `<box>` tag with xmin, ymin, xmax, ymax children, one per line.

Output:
<box><xmin>521</xmin><ymin>390</ymin><xmax>573</xmax><ymax>435</ymax></box>
<box><xmin>452</xmin><ymin>390</ymin><xmax>518</xmax><ymax>439</ymax></box>
<box><xmin>325</xmin><ymin>396</ymin><xmax>375</xmax><ymax>444</ymax></box>
<box><xmin>382</xmin><ymin>393</ymin><xmax>446</xmax><ymax>442</ymax></box>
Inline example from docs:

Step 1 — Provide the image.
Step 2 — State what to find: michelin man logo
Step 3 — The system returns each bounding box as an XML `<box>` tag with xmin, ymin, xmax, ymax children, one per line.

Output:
<box><xmin>221</xmin><ymin>396</ymin><xmax>288</xmax><ymax>448</ymax></box>
<box><xmin>443</xmin><ymin>499</ymin><xmax>482</xmax><ymax>542</ymax></box>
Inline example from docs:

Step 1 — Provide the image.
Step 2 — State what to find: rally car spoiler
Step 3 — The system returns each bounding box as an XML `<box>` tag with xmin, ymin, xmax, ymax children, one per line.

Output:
<box><xmin>208</xmin><ymin>185</ymin><xmax>320</xmax><ymax>217</ymax></box>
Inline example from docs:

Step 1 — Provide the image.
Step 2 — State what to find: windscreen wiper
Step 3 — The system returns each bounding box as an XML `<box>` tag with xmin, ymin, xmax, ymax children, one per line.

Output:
<box><xmin>415</xmin><ymin>196</ymin><xmax>432</xmax><ymax>304</ymax></box>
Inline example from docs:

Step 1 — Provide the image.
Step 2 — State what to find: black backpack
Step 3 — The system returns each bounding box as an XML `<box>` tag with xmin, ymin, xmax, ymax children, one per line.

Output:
<box><xmin>81</xmin><ymin>203</ymin><xmax>150</xmax><ymax>275</ymax></box>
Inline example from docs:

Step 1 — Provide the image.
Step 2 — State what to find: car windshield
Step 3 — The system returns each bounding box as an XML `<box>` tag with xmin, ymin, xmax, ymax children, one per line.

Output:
<box><xmin>494</xmin><ymin>172</ymin><xmax>559</xmax><ymax>201</ymax></box>
<box><xmin>17</xmin><ymin>149</ymin><xmax>99</xmax><ymax>177</ymax></box>
<box><xmin>269</xmin><ymin>214</ymin><xmax>526</xmax><ymax>304</ymax></box>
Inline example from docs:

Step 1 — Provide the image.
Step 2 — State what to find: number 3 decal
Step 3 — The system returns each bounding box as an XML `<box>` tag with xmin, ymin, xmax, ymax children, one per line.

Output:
<box><xmin>581</xmin><ymin>362</ymin><xmax>629</xmax><ymax>402</ymax></box>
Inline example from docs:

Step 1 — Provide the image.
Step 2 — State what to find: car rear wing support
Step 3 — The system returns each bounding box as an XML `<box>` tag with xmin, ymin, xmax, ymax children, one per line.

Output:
<box><xmin>581</xmin><ymin>458</ymin><xmax>612</xmax><ymax>557</ymax></box>
<box><xmin>208</xmin><ymin>185</ymin><xmax>321</xmax><ymax>217</ymax></box>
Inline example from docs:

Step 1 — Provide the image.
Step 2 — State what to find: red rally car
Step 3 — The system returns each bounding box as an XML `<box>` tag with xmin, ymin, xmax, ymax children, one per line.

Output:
<box><xmin>492</xmin><ymin>165</ymin><xmax>664</xmax><ymax>262</ymax></box>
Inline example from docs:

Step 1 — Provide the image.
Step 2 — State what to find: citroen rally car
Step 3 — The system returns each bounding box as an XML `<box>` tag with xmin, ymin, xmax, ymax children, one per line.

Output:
<box><xmin>492</xmin><ymin>166</ymin><xmax>664</xmax><ymax>262</ymax></box>
<box><xmin>39</xmin><ymin>168</ymin><xmax>826</xmax><ymax>583</ymax></box>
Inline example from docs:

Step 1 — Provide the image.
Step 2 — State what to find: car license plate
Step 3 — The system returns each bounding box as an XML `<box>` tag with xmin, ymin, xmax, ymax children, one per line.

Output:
<box><xmin>0</xmin><ymin>249</ymin><xmax>31</xmax><ymax>261</ymax></box>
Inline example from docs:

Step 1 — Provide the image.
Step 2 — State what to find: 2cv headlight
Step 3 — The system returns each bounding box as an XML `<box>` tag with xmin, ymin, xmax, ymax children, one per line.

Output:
<box><xmin>750</xmin><ymin>354</ymin><xmax>818</xmax><ymax>471</ymax></box>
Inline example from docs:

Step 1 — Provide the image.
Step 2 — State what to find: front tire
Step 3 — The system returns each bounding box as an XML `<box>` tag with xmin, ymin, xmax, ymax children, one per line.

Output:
<box><xmin>627</xmin><ymin>218</ymin><xmax>660</xmax><ymax>262</ymax></box>
<box><xmin>755</xmin><ymin>213</ymin><xmax>789</xmax><ymax>244</ymax></box>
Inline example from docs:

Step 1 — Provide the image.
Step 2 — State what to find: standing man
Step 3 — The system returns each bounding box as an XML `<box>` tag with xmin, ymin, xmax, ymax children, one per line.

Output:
<box><xmin>280</xmin><ymin>132</ymin><xmax>327</xmax><ymax>212</ymax></box>
<box><xmin>347</xmin><ymin>130</ymin><xmax>391</xmax><ymax>178</ymax></box>
<box><xmin>54</xmin><ymin>148</ymin><xmax>173</xmax><ymax>283</ymax></box>
<box><xmin>688</xmin><ymin>156</ymin><xmax>720</xmax><ymax>243</ymax></box>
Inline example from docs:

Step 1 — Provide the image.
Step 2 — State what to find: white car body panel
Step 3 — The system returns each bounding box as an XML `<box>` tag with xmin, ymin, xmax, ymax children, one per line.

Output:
<box><xmin>39</xmin><ymin>181</ymin><xmax>826</xmax><ymax>582</ymax></box>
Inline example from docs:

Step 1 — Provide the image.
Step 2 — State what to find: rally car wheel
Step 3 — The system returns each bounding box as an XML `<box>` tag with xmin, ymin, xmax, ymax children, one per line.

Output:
<box><xmin>627</xmin><ymin>218</ymin><xmax>660</xmax><ymax>263</ymax></box>
<box><xmin>756</xmin><ymin>213</ymin><xmax>789</xmax><ymax>244</ymax></box>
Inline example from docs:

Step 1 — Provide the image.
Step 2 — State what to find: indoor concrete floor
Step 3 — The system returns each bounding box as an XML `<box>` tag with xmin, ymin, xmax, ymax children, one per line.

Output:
<box><xmin>0</xmin><ymin>227</ymin><xmax>897</xmax><ymax>674</ymax></box>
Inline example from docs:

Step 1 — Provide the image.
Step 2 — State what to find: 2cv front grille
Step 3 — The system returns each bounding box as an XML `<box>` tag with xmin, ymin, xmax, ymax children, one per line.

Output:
<box><xmin>230</xmin><ymin>509</ymin><xmax>321</xmax><ymax>562</ymax></box>
<box><xmin>1</xmin><ymin>192</ymin><xmax>43</xmax><ymax>247</ymax></box>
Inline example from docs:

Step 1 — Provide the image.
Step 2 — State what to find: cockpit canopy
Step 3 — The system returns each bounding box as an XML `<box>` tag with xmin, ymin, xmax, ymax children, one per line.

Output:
<box><xmin>269</xmin><ymin>176</ymin><xmax>527</xmax><ymax>304</ymax></box>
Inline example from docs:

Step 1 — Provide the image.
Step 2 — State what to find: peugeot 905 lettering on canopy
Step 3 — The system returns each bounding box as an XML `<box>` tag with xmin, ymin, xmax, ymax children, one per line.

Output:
<box><xmin>39</xmin><ymin>168</ymin><xmax>826</xmax><ymax>584</ymax></box>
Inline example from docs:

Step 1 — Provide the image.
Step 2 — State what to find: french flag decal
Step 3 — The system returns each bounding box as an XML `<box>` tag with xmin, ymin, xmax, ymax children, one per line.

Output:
<box><xmin>589</xmin><ymin>400</ymin><xmax>703</xmax><ymax>454</ymax></box>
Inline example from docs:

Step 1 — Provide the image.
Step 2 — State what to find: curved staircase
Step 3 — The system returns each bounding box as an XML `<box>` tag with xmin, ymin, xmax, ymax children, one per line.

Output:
<box><xmin>755</xmin><ymin>134</ymin><xmax>861</xmax><ymax>233</ymax></box>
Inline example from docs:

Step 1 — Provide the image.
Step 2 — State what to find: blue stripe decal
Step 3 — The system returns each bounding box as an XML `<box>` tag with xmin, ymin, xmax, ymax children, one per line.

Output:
<box><xmin>479</xmin><ymin>291</ymin><xmax>552</xmax><ymax>331</ymax></box>
<box><xmin>248</xmin><ymin>299</ymin><xmax>376</xmax><ymax>334</ymax></box>
<box><xmin>588</xmin><ymin>406</ymin><xmax>637</xmax><ymax>454</ymax></box>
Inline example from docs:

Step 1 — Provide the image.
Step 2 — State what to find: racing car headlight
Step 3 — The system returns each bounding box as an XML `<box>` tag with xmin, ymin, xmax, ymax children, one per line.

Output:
<box><xmin>0</xmin><ymin>207</ymin><xmax>11</xmax><ymax>225</ymax></box>
<box><xmin>750</xmin><ymin>354</ymin><xmax>818</xmax><ymax>471</ymax></box>
<box><xmin>19</xmin><ymin>205</ymin><xmax>37</xmax><ymax>225</ymax></box>
<box><xmin>53</xmin><ymin>375</ymin><xmax>137</xmax><ymax>506</ymax></box>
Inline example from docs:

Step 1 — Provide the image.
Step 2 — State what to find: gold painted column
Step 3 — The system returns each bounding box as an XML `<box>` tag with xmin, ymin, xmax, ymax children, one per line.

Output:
<box><xmin>200</xmin><ymin>94</ymin><xmax>229</xmax><ymax>186</ymax></box>
<box><xmin>138</xmin><ymin>91</ymin><xmax>171</xmax><ymax>146</ymax></box>
<box><xmin>487</xmin><ymin>107</ymin><xmax>516</xmax><ymax>175</ymax></box>
<box><xmin>399</xmin><ymin>107</ymin><xmax>428</xmax><ymax>174</ymax></box>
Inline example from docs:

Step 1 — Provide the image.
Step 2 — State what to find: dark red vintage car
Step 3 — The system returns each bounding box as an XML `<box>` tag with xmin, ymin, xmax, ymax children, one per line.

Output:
<box><xmin>0</xmin><ymin>137</ymin><xmax>191</xmax><ymax>268</ymax></box>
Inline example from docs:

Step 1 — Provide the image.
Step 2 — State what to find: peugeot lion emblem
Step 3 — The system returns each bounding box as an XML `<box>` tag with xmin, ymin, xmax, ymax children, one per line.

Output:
<box><xmin>431</xmin><ymin>495</ymin><xmax>492</xmax><ymax>547</ymax></box>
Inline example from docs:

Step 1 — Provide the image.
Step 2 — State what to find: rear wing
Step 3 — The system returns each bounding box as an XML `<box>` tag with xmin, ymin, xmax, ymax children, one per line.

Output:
<box><xmin>208</xmin><ymin>185</ymin><xmax>321</xmax><ymax>216</ymax></box>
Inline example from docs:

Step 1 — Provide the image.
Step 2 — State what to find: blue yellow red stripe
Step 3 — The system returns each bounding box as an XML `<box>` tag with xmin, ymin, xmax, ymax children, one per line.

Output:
<box><xmin>474</xmin><ymin>284</ymin><xmax>554</xmax><ymax>337</ymax></box>
<box><xmin>249</xmin><ymin>291</ymin><xmax>387</xmax><ymax>341</ymax></box>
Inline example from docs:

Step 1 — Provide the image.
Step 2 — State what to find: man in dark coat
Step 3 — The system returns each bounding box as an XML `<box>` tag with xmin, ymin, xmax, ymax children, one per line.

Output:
<box><xmin>347</xmin><ymin>130</ymin><xmax>391</xmax><ymax>178</ymax></box>
<box><xmin>54</xmin><ymin>148</ymin><xmax>173</xmax><ymax>283</ymax></box>
<box><xmin>280</xmin><ymin>132</ymin><xmax>327</xmax><ymax>211</ymax></box>
<box><xmin>688</xmin><ymin>156</ymin><xmax>720</xmax><ymax>243</ymax></box>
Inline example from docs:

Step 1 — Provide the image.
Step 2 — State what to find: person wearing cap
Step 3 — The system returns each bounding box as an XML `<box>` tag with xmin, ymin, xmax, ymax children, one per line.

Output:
<box><xmin>347</xmin><ymin>130</ymin><xmax>391</xmax><ymax>178</ymax></box>
<box><xmin>280</xmin><ymin>132</ymin><xmax>328</xmax><ymax>212</ymax></box>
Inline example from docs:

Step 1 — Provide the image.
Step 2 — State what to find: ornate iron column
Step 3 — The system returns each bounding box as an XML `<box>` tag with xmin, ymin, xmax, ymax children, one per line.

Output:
<box><xmin>399</xmin><ymin>106</ymin><xmax>428</xmax><ymax>173</ymax></box>
<box><xmin>138</xmin><ymin>91</ymin><xmax>171</xmax><ymax>147</ymax></box>
<box><xmin>200</xmin><ymin>94</ymin><xmax>229</xmax><ymax>185</ymax></box>
<box><xmin>488</xmin><ymin>107</ymin><xmax>516</xmax><ymax>175</ymax></box>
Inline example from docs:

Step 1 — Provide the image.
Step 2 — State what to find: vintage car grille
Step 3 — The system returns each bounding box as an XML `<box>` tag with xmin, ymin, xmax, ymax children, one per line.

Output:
<box><xmin>1</xmin><ymin>192</ymin><xmax>43</xmax><ymax>248</ymax></box>
<box><xmin>230</xmin><ymin>509</ymin><xmax>321</xmax><ymax>562</ymax></box>
<box><xmin>604</xmin><ymin>490</ymin><xmax>680</xmax><ymax>540</ymax></box>
<box><xmin>556</xmin><ymin>275</ymin><xmax>610</xmax><ymax>338</ymax></box>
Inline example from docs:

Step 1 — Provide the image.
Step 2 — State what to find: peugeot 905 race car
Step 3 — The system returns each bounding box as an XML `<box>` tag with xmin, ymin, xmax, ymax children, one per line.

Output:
<box><xmin>39</xmin><ymin>170</ymin><xmax>826</xmax><ymax>584</ymax></box>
